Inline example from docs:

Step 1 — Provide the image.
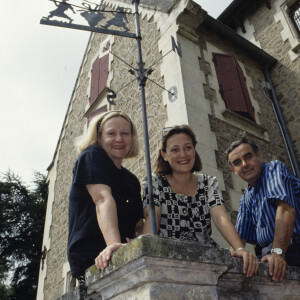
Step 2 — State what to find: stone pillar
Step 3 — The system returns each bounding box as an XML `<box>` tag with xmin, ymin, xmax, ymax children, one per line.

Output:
<box><xmin>61</xmin><ymin>235</ymin><xmax>300</xmax><ymax>300</ymax></box>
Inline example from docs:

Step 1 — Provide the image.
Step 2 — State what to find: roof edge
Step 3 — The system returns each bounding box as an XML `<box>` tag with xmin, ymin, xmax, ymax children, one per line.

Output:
<box><xmin>217</xmin><ymin>0</ymin><xmax>243</xmax><ymax>21</ymax></box>
<box><xmin>202</xmin><ymin>14</ymin><xmax>277</xmax><ymax>67</ymax></box>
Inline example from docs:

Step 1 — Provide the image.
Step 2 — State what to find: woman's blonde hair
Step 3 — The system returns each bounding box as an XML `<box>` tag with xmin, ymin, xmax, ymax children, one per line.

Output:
<box><xmin>75</xmin><ymin>111</ymin><xmax>139</xmax><ymax>157</ymax></box>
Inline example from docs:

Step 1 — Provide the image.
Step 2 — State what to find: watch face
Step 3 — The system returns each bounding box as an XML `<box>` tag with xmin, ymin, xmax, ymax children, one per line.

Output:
<box><xmin>271</xmin><ymin>248</ymin><xmax>283</xmax><ymax>255</ymax></box>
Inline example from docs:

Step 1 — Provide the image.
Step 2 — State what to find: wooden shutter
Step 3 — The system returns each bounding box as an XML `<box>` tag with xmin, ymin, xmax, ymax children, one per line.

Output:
<box><xmin>90</xmin><ymin>58</ymin><xmax>101</xmax><ymax>104</ymax></box>
<box><xmin>213</xmin><ymin>53</ymin><xmax>255</xmax><ymax>121</ymax></box>
<box><xmin>236</xmin><ymin>62</ymin><xmax>255</xmax><ymax>120</ymax></box>
<box><xmin>90</xmin><ymin>53</ymin><xmax>109</xmax><ymax>104</ymax></box>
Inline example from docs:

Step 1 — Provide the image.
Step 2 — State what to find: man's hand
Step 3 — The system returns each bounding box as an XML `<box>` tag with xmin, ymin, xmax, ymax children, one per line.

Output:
<box><xmin>261</xmin><ymin>253</ymin><xmax>287</xmax><ymax>282</ymax></box>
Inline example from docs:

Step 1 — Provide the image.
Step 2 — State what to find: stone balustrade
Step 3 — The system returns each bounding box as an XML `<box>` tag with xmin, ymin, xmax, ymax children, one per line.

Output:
<box><xmin>58</xmin><ymin>234</ymin><xmax>300</xmax><ymax>300</ymax></box>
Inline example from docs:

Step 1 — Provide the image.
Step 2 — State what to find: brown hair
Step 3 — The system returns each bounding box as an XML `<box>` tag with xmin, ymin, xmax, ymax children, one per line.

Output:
<box><xmin>155</xmin><ymin>125</ymin><xmax>202</xmax><ymax>175</ymax></box>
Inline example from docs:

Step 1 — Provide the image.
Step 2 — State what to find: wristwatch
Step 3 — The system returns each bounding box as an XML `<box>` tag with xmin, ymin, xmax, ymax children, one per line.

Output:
<box><xmin>271</xmin><ymin>248</ymin><xmax>284</xmax><ymax>256</ymax></box>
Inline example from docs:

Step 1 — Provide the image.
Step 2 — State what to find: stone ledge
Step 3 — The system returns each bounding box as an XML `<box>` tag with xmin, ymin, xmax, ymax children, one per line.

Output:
<box><xmin>83</xmin><ymin>235</ymin><xmax>300</xmax><ymax>300</ymax></box>
<box><xmin>222</xmin><ymin>109</ymin><xmax>267</xmax><ymax>138</ymax></box>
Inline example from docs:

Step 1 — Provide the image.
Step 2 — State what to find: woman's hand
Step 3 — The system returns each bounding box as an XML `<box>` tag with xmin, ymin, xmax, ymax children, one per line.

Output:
<box><xmin>230</xmin><ymin>247</ymin><xmax>259</xmax><ymax>277</ymax></box>
<box><xmin>87</xmin><ymin>184</ymin><xmax>123</xmax><ymax>271</ymax></box>
<box><xmin>210</xmin><ymin>206</ymin><xmax>259</xmax><ymax>278</ymax></box>
<box><xmin>95</xmin><ymin>243</ymin><xmax>124</xmax><ymax>271</ymax></box>
<box><xmin>143</xmin><ymin>206</ymin><xmax>161</xmax><ymax>234</ymax></box>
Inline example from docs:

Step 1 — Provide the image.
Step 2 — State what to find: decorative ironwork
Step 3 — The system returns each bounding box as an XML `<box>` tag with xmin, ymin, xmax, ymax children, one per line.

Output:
<box><xmin>168</xmin><ymin>86</ymin><xmax>178</xmax><ymax>102</ymax></box>
<box><xmin>41</xmin><ymin>245</ymin><xmax>48</xmax><ymax>270</ymax></box>
<box><xmin>41</xmin><ymin>0</ymin><xmax>136</xmax><ymax>38</ymax></box>
<box><xmin>107</xmin><ymin>88</ymin><xmax>117</xmax><ymax>105</ymax></box>
<box><xmin>46</xmin><ymin>0</ymin><xmax>76</xmax><ymax>23</ymax></box>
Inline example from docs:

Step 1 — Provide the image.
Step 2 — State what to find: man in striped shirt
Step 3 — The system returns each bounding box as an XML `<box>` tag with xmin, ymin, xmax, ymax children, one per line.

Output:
<box><xmin>226</xmin><ymin>138</ymin><xmax>300</xmax><ymax>282</ymax></box>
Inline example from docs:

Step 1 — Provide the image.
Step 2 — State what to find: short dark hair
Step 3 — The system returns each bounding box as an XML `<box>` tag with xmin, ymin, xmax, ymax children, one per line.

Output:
<box><xmin>225</xmin><ymin>138</ymin><xmax>259</xmax><ymax>165</ymax></box>
<box><xmin>155</xmin><ymin>125</ymin><xmax>202</xmax><ymax>175</ymax></box>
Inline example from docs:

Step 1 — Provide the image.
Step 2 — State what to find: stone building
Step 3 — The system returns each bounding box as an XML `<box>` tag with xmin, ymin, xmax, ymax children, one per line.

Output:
<box><xmin>218</xmin><ymin>0</ymin><xmax>300</xmax><ymax>170</ymax></box>
<box><xmin>37</xmin><ymin>0</ymin><xmax>300</xmax><ymax>299</ymax></box>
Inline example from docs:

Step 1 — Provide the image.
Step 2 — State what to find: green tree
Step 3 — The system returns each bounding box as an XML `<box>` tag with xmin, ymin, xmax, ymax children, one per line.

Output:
<box><xmin>0</xmin><ymin>263</ymin><xmax>14</xmax><ymax>300</ymax></box>
<box><xmin>0</xmin><ymin>171</ymin><xmax>48</xmax><ymax>300</ymax></box>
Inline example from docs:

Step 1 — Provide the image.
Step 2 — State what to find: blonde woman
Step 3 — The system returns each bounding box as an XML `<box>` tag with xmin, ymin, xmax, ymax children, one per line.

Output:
<box><xmin>68</xmin><ymin>111</ymin><xmax>143</xmax><ymax>285</ymax></box>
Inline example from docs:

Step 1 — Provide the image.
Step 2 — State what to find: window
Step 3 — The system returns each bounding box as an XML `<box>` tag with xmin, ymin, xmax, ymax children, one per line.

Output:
<box><xmin>212</xmin><ymin>53</ymin><xmax>255</xmax><ymax>121</ymax></box>
<box><xmin>289</xmin><ymin>1</ymin><xmax>300</xmax><ymax>36</ymax></box>
<box><xmin>85</xmin><ymin>40</ymin><xmax>111</xmax><ymax>120</ymax></box>
<box><xmin>90</xmin><ymin>53</ymin><xmax>109</xmax><ymax>104</ymax></box>
<box><xmin>88</xmin><ymin>105</ymin><xmax>107</xmax><ymax>124</ymax></box>
<box><xmin>276</xmin><ymin>0</ymin><xmax>300</xmax><ymax>58</ymax></box>
<box><xmin>89</xmin><ymin>40</ymin><xmax>111</xmax><ymax>105</ymax></box>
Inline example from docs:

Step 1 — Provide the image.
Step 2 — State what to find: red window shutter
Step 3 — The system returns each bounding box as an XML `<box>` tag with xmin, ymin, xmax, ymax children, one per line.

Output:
<box><xmin>90</xmin><ymin>58</ymin><xmax>101</xmax><ymax>104</ymax></box>
<box><xmin>98</xmin><ymin>54</ymin><xmax>109</xmax><ymax>96</ymax></box>
<box><xmin>213</xmin><ymin>53</ymin><xmax>255</xmax><ymax>121</ymax></box>
<box><xmin>236</xmin><ymin>63</ymin><xmax>255</xmax><ymax>120</ymax></box>
<box><xmin>90</xmin><ymin>54</ymin><xmax>109</xmax><ymax>104</ymax></box>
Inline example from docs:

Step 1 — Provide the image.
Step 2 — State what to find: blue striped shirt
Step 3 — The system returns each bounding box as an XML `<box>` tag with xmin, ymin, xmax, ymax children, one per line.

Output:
<box><xmin>235</xmin><ymin>160</ymin><xmax>300</xmax><ymax>247</ymax></box>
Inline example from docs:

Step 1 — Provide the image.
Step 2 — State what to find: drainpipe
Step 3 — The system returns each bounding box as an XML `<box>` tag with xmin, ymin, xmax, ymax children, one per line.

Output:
<box><xmin>262</xmin><ymin>65</ymin><xmax>300</xmax><ymax>178</ymax></box>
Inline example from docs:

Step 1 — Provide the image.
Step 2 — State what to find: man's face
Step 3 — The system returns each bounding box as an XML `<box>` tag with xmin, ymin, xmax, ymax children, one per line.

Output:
<box><xmin>228</xmin><ymin>143</ymin><xmax>263</xmax><ymax>186</ymax></box>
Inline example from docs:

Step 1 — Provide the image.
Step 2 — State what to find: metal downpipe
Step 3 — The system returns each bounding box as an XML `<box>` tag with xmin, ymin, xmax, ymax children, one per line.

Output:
<box><xmin>263</xmin><ymin>65</ymin><xmax>300</xmax><ymax>178</ymax></box>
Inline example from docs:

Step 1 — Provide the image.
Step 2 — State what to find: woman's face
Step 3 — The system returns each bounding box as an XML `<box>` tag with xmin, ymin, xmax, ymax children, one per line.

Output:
<box><xmin>161</xmin><ymin>133</ymin><xmax>195</xmax><ymax>175</ymax></box>
<box><xmin>98</xmin><ymin>116</ymin><xmax>133</xmax><ymax>168</ymax></box>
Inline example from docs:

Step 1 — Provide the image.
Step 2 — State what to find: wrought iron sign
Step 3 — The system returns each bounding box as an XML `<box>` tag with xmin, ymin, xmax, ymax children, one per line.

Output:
<box><xmin>41</xmin><ymin>0</ymin><xmax>136</xmax><ymax>38</ymax></box>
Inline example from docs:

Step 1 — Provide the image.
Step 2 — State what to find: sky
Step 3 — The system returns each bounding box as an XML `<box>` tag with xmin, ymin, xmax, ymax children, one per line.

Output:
<box><xmin>0</xmin><ymin>0</ymin><xmax>232</xmax><ymax>188</ymax></box>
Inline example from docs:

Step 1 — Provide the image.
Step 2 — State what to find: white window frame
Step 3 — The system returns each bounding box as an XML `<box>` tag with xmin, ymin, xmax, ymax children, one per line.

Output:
<box><xmin>275</xmin><ymin>0</ymin><xmax>300</xmax><ymax>60</ymax></box>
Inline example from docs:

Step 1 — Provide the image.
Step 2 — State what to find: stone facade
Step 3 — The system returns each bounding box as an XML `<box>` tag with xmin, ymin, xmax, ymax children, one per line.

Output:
<box><xmin>195</xmin><ymin>24</ymin><xmax>290</xmax><ymax>221</ymax></box>
<box><xmin>172</xmin><ymin>1</ymin><xmax>291</xmax><ymax>246</ymax></box>
<box><xmin>221</xmin><ymin>0</ymin><xmax>300</xmax><ymax>165</ymax></box>
<box><xmin>37</xmin><ymin>1</ymin><xmax>299</xmax><ymax>299</ymax></box>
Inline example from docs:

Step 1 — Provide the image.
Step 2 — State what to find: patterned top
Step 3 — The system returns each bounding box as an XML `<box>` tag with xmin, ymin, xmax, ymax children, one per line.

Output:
<box><xmin>143</xmin><ymin>173</ymin><xmax>224</xmax><ymax>244</ymax></box>
<box><xmin>235</xmin><ymin>160</ymin><xmax>300</xmax><ymax>247</ymax></box>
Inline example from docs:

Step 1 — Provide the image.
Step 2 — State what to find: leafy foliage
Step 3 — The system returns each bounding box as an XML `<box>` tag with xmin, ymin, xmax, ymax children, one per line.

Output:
<box><xmin>0</xmin><ymin>171</ymin><xmax>48</xmax><ymax>300</ymax></box>
<box><xmin>0</xmin><ymin>263</ymin><xmax>14</xmax><ymax>300</ymax></box>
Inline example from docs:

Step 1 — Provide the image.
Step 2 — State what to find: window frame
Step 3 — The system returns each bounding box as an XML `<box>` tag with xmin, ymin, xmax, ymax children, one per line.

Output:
<box><xmin>289</xmin><ymin>1</ymin><xmax>300</xmax><ymax>36</ymax></box>
<box><xmin>212</xmin><ymin>53</ymin><xmax>255</xmax><ymax>122</ymax></box>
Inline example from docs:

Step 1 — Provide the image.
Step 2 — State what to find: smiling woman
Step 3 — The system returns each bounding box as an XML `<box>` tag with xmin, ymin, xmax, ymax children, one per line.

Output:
<box><xmin>67</xmin><ymin>111</ymin><xmax>143</xmax><ymax>289</ymax></box>
<box><xmin>97</xmin><ymin>116</ymin><xmax>134</xmax><ymax>169</ymax></box>
<box><xmin>142</xmin><ymin>125</ymin><xmax>259</xmax><ymax>278</ymax></box>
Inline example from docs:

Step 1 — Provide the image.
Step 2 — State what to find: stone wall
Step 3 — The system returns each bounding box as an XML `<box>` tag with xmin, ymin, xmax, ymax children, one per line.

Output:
<box><xmin>60</xmin><ymin>235</ymin><xmax>300</xmax><ymax>300</ymax></box>
<box><xmin>237</xmin><ymin>0</ymin><xmax>300</xmax><ymax>165</ymax></box>
<box><xmin>109</xmin><ymin>14</ymin><xmax>168</xmax><ymax>179</ymax></box>
<box><xmin>183</xmin><ymin>24</ymin><xmax>291</xmax><ymax>225</ymax></box>
<box><xmin>42</xmin><ymin>55</ymin><xmax>89</xmax><ymax>300</ymax></box>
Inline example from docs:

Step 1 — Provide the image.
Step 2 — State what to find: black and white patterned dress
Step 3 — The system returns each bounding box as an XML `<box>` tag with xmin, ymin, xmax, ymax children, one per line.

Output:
<box><xmin>143</xmin><ymin>173</ymin><xmax>224</xmax><ymax>245</ymax></box>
